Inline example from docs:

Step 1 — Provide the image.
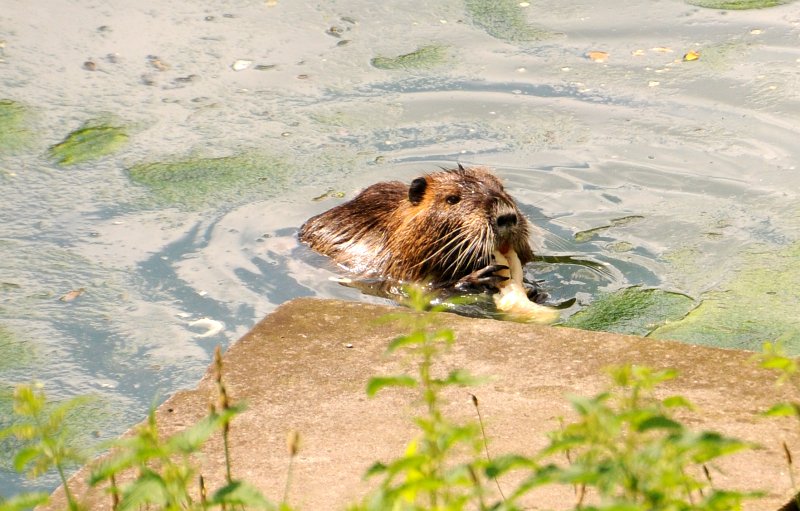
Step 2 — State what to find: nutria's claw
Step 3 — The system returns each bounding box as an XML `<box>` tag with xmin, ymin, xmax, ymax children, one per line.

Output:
<box><xmin>452</xmin><ymin>264</ymin><xmax>509</xmax><ymax>293</ymax></box>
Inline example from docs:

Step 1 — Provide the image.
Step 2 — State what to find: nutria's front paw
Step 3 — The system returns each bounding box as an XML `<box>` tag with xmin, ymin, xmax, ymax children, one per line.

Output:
<box><xmin>453</xmin><ymin>264</ymin><xmax>510</xmax><ymax>293</ymax></box>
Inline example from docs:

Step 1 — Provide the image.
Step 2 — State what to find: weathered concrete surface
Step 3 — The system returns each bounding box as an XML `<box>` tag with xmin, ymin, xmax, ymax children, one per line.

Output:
<box><xmin>48</xmin><ymin>298</ymin><xmax>800</xmax><ymax>510</ymax></box>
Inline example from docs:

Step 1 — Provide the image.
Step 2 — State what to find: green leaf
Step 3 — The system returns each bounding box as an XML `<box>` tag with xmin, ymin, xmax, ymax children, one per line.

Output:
<box><xmin>118</xmin><ymin>470</ymin><xmax>169</xmax><ymax>511</ymax></box>
<box><xmin>0</xmin><ymin>492</ymin><xmax>50</xmax><ymax>511</ymax></box>
<box><xmin>592</xmin><ymin>504</ymin><xmax>644</xmax><ymax>511</ymax></box>
<box><xmin>377</xmin><ymin>453</ymin><xmax>429</xmax><ymax>479</ymax></box>
<box><xmin>485</xmin><ymin>454</ymin><xmax>536</xmax><ymax>478</ymax></box>
<box><xmin>761</xmin><ymin>356</ymin><xmax>796</xmax><ymax>372</ymax></box>
<box><xmin>684</xmin><ymin>431</ymin><xmax>749</xmax><ymax>463</ymax></box>
<box><xmin>635</xmin><ymin>415</ymin><xmax>683</xmax><ymax>432</ymax></box>
<box><xmin>700</xmin><ymin>488</ymin><xmax>754</xmax><ymax>509</ymax></box>
<box><xmin>12</xmin><ymin>385</ymin><xmax>44</xmax><ymax>416</ymax></box>
<box><xmin>387</xmin><ymin>331</ymin><xmax>427</xmax><ymax>352</ymax></box>
<box><xmin>441</xmin><ymin>369</ymin><xmax>482</xmax><ymax>387</ymax></box>
<box><xmin>13</xmin><ymin>445</ymin><xmax>43</xmax><ymax>473</ymax></box>
<box><xmin>662</xmin><ymin>395</ymin><xmax>694</xmax><ymax>409</ymax></box>
<box><xmin>762</xmin><ymin>402</ymin><xmax>800</xmax><ymax>417</ymax></box>
<box><xmin>366</xmin><ymin>376</ymin><xmax>417</xmax><ymax>397</ymax></box>
<box><xmin>364</xmin><ymin>461</ymin><xmax>388</xmax><ymax>478</ymax></box>
<box><xmin>0</xmin><ymin>424</ymin><xmax>35</xmax><ymax>441</ymax></box>
<box><xmin>509</xmin><ymin>464</ymin><xmax>561</xmax><ymax>499</ymax></box>
<box><xmin>88</xmin><ymin>449</ymin><xmax>145</xmax><ymax>485</ymax></box>
<box><xmin>168</xmin><ymin>405</ymin><xmax>243</xmax><ymax>453</ymax></box>
<box><xmin>434</xmin><ymin>328</ymin><xmax>455</xmax><ymax>345</ymax></box>
<box><xmin>208</xmin><ymin>481</ymin><xmax>275</xmax><ymax>509</ymax></box>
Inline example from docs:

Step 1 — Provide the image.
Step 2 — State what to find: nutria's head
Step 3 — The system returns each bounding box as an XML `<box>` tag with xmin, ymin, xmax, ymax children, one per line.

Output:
<box><xmin>381</xmin><ymin>165</ymin><xmax>534</xmax><ymax>283</ymax></box>
<box><xmin>299</xmin><ymin>165</ymin><xmax>535</xmax><ymax>285</ymax></box>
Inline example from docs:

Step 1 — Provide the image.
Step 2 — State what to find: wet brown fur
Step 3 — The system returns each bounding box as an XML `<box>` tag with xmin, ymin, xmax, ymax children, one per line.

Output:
<box><xmin>298</xmin><ymin>166</ymin><xmax>534</xmax><ymax>286</ymax></box>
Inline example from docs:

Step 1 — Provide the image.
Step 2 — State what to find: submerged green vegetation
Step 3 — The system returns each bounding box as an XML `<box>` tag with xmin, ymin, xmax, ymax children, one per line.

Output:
<box><xmin>465</xmin><ymin>0</ymin><xmax>553</xmax><ymax>43</ymax></box>
<box><xmin>49</xmin><ymin>122</ymin><xmax>129</xmax><ymax>166</ymax></box>
<box><xmin>370</xmin><ymin>44</ymin><xmax>449</xmax><ymax>70</ymax></box>
<box><xmin>0</xmin><ymin>100</ymin><xmax>33</xmax><ymax>153</ymax></box>
<box><xmin>0</xmin><ymin>325</ymin><xmax>33</xmax><ymax>372</ymax></box>
<box><xmin>686</xmin><ymin>0</ymin><xmax>796</xmax><ymax>8</ymax></box>
<box><xmin>564</xmin><ymin>287</ymin><xmax>697</xmax><ymax>336</ymax></box>
<box><xmin>127</xmin><ymin>153</ymin><xmax>290</xmax><ymax>208</ymax></box>
<box><xmin>652</xmin><ymin>242</ymin><xmax>800</xmax><ymax>353</ymax></box>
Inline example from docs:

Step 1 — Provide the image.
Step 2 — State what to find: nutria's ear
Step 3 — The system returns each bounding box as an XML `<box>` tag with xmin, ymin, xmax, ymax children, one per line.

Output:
<box><xmin>408</xmin><ymin>177</ymin><xmax>427</xmax><ymax>204</ymax></box>
<box><xmin>457</xmin><ymin>163</ymin><xmax>465</xmax><ymax>171</ymax></box>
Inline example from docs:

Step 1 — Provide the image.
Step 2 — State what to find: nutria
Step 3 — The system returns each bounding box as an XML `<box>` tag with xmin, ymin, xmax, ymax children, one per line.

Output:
<box><xmin>298</xmin><ymin>165</ymin><xmax>536</xmax><ymax>293</ymax></box>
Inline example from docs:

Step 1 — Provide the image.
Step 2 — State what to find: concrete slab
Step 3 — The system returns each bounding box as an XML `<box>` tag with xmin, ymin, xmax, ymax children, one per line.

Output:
<box><xmin>47</xmin><ymin>298</ymin><xmax>800</xmax><ymax>510</ymax></box>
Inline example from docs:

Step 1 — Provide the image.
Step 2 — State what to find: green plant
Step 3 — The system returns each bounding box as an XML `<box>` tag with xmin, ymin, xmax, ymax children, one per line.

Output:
<box><xmin>491</xmin><ymin>365</ymin><xmax>752</xmax><ymax>510</ymax></box>
<box><xmin>353</xmin><ymin>286</ymin><xmax>496</xmax><ymax>510</ymax></box>
<box><xmin>756</xmin><ymin>340</ymin><xmax>800</xmax><ymax>508</ymax></box>
<box><xmin>355</xmin><ymin>286</ymin><xmax>754</xmax><ymax>511</ymax></box>
<box><xmin>0</xmin><ymin>492</ymin><xmax>50</xmax><ymax>511</ymax></box>
<box><xmin>88</xmin><ymin>347</ymin><xmax>278</xmax><ymax>511</ymax></box>
<box><xmin>0</xmin><ymin>384</ymin><xmax>91</xmax><ymax>511</ymax></box>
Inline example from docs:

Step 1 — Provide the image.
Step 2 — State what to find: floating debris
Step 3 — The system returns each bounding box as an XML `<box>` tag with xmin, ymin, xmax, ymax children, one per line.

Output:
<box><xmin>59</xmin><ymin>288</ymin><xmax>86</xmax><ymax>302</ymax></box>
<box><xmin>312</xmin><ymin>189</ymin><xmax>346</xmax><ymax>202</ymax></box>
<box><xmin>574</xmin><ymin>216</ymin><xmax>645</xmax><ymax>243</ymax></box>
<box><xmin>189</xmin><ymin>318</ymin><xmax>224</xmax><ymax>338</ymax></box>
<box><xmin>147</xmin><ymin>55</ymin><xmax>170</xmax><ymax>71</ymax></box>
<box><xmin>683</xmin><ymin>50</ymin><xmax>701</xmax><ymax>61</ymax></box>
<box><xmin>231</xmin><ymin>59</ymin><xmax>252</xmax><ymax>71</ymax></box>
<box><xmin>587</xmin><ymin>50</ymin><xmax>609</xmax><ymax>62</ymax></box>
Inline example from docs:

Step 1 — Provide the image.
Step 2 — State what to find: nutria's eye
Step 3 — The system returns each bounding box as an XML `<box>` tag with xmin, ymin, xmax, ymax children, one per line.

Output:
<box><xmin>445</xmin><ymin>194</ymin><xmax>461</xmax><ymax>205</ymax></box>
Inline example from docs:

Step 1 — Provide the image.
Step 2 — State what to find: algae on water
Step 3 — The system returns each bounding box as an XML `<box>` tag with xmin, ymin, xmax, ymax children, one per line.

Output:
<box><xmin>0</xmin><ymin>325</ymin><xmax>34</xmax><ymax>372</ymax></box>
<box><xmin>0</xmin><ymin>99</ymin><xmax>32</xmax><ymax>153</ymax></box>
<box><xmin>465</xmin><ymin>0</ymin><xmax>552</xmax><ymax>43</ymax></box>
<box><xmin>686</xmin><ymin>0</ymin><xmax>795</xmax><ymax>8</ymax></box>
<box><xmin>128</xmin><ymin>153</ymin><xmax>290</xmax><ymax>208</ymax></box>
<box><xmin>0</xmin><ymin>386</ymin><xmax>116</xmax><ymax>472</ymax></box>
<box><xmin>564</xmin><ymin>287</ymin><xmax>697</xmax><ymax>337</ymax></box>
<box><xmin>49</xmin><ymin>122</ymin><xmax>129</xmax><ymax>166</ymax></box>
<box><xmin>371</xmin><ymin>45</ymin><xmax>449</xmax><ymax>71</ymax></box>
<box><xmin>651</xmin><ymin>242</ymin><xmax>800</xmax><ymax>353</ymax></box>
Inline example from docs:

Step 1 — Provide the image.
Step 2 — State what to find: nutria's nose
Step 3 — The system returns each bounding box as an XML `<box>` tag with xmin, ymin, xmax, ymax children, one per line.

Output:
<box><xmin>496</xmin><ymin>212</ymin><xmax>518</xmax><ymax>229</ymax></box>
